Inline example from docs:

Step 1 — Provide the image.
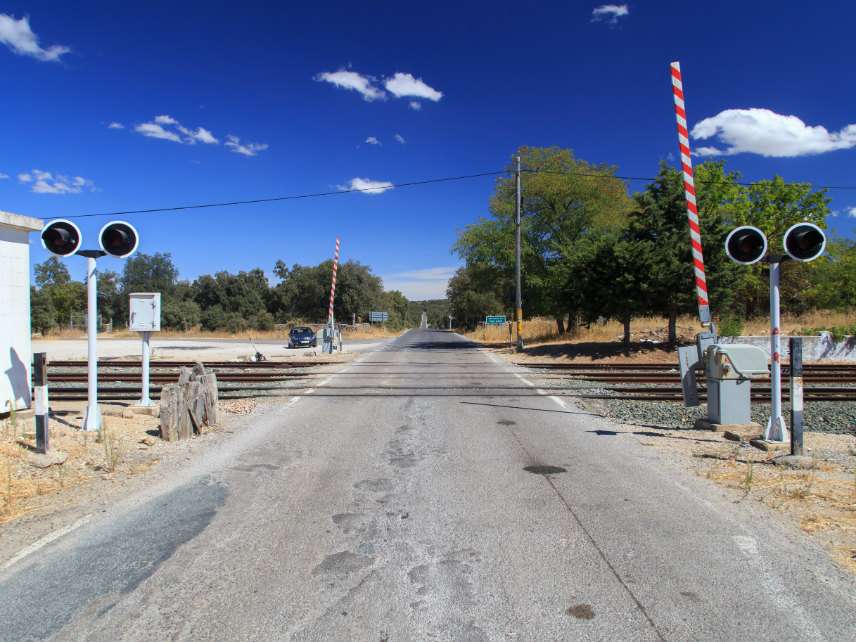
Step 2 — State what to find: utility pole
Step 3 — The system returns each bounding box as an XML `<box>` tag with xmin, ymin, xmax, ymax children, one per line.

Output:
<box><xmin>515</xmin><ymin>154</ymin><xmax>524</xmax><ymax>351</ymax></box>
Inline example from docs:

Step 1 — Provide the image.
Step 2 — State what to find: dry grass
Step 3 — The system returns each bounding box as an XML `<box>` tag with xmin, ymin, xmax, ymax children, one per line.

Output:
<box><xmin>634</xmin><ymin>427</ymin><xmax>856</xmax><ymax>574</ymax></box>
<box><xmin>0</xmin><ymin>405</ymin><xmax>162</xmax><ymax>524</ymax></box>
<box><xmin>339</xmin><ymin>325</ymin><xmax>402</xmax><ymax>340</ymax></box>
<box><xmin>38</xmin><ymin>325</ymin><xmax>402</xmax><ymax>342</ymax></box>
<box><xmin>468</xmin><ymin>310</ymin><xmax>854</xmax><ymax>347</ymax></box>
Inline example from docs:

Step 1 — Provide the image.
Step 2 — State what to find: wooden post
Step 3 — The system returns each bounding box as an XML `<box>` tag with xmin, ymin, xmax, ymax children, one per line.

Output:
<box><xmin>159</xmin><ymin>384</ymin><xmax>182</xmax><ymax>441</ymax></box>
<box><xmin>159</xmin><ymin>364</ymin><xmax>219</xmax><ymax>441</ymax></box>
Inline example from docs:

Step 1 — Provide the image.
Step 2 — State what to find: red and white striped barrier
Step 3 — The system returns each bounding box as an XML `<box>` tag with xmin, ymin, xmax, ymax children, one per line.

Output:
<box><xmin>328</xmin><ymin>237</ymin><xmax>340</xmax><ymax>324</ymax></box>
<box><xmin>670</xmin><ymin>61</ymin><xmax>711</xmax><ymax>325</ymax></box>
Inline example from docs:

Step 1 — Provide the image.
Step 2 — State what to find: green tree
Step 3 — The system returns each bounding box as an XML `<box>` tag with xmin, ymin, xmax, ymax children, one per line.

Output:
<box><xmin>447</xmin><ymin>266</ymin><xmax>504</xmax><ymax>329</ymax></box>
<box><xmin>624</xmin><ymin>162</ymin><xmax>746</xmax><ymax>342</ymax></box>
<box><xmin>454</xmin><ymin>146</ymin><xmax>631</xmax><ymax>333</ymax></box>
<box><xmin>161</xmin><ymin>298</ymin><xmax>202</xmax><ymax>331</ymax></box>
<box><xmin>271</xmin><ymin>259</ymin><xmax>388</xmax><ymax>323</ymax></box>
<box><xmin>30</xmin><ymin>286</ymin><xmax>56</xmax><ymax>335</ymax></box>
<box><xmin>34</xmin><ymin>257</ymin><xmax>70</xmax><ymax>288</ymax></box>
<box><xmin>734</xmin><ymin>177</ymin><xmax>830</xmax><ymax>317</ymax></box>
<box><xmin>806</xmin><ymin>239</ymin><xmax>856</xmax><ymax>310</ymax></box>
<box><xmin>192</xmin><ymin>269</ymin><xmax>271</xmax><ymax>330</ymax></box>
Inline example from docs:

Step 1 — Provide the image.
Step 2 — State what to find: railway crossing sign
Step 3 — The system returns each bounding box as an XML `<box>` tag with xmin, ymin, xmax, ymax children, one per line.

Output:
<box><xmin>369</xmin><ymin>311</ymin><xmax>389</xmax><ymax>323</ymax></box>
<box><xmin>485</xmin><ymin>315</ymin><xmax>507</xmax><ymax>325</ymax></box>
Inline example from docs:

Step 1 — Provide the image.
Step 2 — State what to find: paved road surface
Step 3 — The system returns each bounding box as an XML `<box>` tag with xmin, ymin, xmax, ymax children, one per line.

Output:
<box><xmin>2</xmin><ymin>330</ymin><xmax>855</xmax><ymax>640</ymax></box>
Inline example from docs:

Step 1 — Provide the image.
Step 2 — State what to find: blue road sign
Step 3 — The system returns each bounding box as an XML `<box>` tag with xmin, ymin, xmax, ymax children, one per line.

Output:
<box><xmin>485</xmin><ymin>315</ymin><xmax>507</xmax><ymax>325</ymax></box>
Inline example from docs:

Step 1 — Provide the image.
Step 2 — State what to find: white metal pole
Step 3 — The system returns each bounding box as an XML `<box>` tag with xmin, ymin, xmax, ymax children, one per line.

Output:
<box><xmin>765</xmin><ymin>261</ymin><xmax>788</xmax><ymax>442</ymax></box>
<box><xmin>82</xmin><ymin>256</ymin><xmax>102</xmax><ymax>431</ymax></box>
<box><xmin>140</xmin><ymin>331</ymin><xmax>152</xmax><ymax>406</ymax></box>
<box><xmin>515</xmin><ymin>154</ymin><xmax>524</xmax><ymax>351</ymax></box>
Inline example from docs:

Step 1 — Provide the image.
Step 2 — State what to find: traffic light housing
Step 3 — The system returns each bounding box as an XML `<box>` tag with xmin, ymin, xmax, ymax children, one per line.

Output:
<box><xmin>783</xmin><ymin>222</ymin><xmax>826</xmax><ymax>262</ymax></box>
<box><xmin>99</xmin><ymin>220</ymin><xmax>139</xmax><ymax>258</ymax></box>
<box><xmin>41</xmin><ymin>219</ymin><xmax>82</xmax><ymax>257</ymax></box>
<box><xmin>724</xmin><ymin>226</ymin><xmax>767</xmax><ymax>265</ymax></box>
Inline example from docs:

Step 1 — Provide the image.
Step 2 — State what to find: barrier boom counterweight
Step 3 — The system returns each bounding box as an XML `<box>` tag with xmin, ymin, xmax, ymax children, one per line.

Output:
<box><xmin>670</xmin><ymin>61</ymin><xmax>711</xmax><ymax>325</ymax></box>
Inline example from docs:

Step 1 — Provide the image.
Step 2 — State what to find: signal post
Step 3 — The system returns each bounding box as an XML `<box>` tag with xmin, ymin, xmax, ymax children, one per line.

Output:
<box><xmin>724</xmin><ymin>222</ymin><xmax>826</xmax><ymax>442</ymax></box>
<box><xmin>41</xmin><ymin>219</ymin><xmax>140</xmax><ymax>431</ymax></box>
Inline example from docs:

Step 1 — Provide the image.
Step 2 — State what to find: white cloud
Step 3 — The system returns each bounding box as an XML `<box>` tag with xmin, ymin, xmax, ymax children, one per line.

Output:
<box><xmin>315</xmin><ymin>69</ymin><xmax>385</xmax><ymax>101</ymax></box>
<box><xmin>179</xmin><ymin>125</ymin><xmax>218</xmax><ymax>144</ymax></box>
<box><xmin>365</xmin><ymin>136</ymin><xmax>381</xmax><ymax>145</ymax></box>
<box><xmin>382</xmin><ymin>267</ymin><xmax>457</xmax><ymax>300</ymax></box>
<box><xmin>107</xmin><ymin>122</ymin><xmax>124</xmax><ymax>130</ymax></box>
<box><xmin>395</xmin><ymin>133</ymin><xmax>406</xmax><ymax>144</ymax></box>
<box><xmin>17</xmin><ymin>169</ymin><xmax>95</xmax><ymax>194</ymax></box>
<box><xmin>338</xmin><ymin>177</ymin><xmax>394</xmax><ymax>195</ymax></box>
<box><xmin>384</xmin><ymin>72</ymin><xmax>443</xmax><ymax>102</ymax></box>
<box><xmin>135</xmin><ymin>121</ymin><xmax>183</xmax><ymax>143</ymax></box>
<box><xmin>692</xmin><ymin>108</ymin><xmax>856</xmax><ymax>158</ymax></box>
<box><xmin>409</xmin><ymin>101</ymin><xmax>422</xmax><ymax>111</ymax></box>
<box><xmin>225</xmin><ymin>134</ymin><xmax>268</xmax><ymax>157</ymax></box>
<box><xmin>591</xmin><ymin>4</ymin><xmax>629</xmax><ymax>24</ymax></box>
<box><xmin>0</xmin><ymin>14</ymin><xmax>70</xmax><ymax>62</ymax></box>
<box><xmin>135</xmin><ymin>116</ymin><xmax>223</xmax><ymax>146</ymax></box>
<box><xmin>846</xmin><ymin>207</ymin><xmax>856</xmax><ymax>219</ymax></box>
<box><xmin>0</xmin><ymin>172</ymin><xmax>8</xmax><ymax>180</ymax></box>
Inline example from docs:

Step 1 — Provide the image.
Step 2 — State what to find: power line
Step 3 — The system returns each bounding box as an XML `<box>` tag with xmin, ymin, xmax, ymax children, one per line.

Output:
<box><xmin>522</xmin><ymin>168</ymin><xmax>856</xmax><ymax>190</ymax></box>
<box><xmin>64</xmin><ymin>167</ymin><xmax>856</xmax><ymax>220</ymax></box>
<box><xmin>65</xmin><ymin>170</ymin><xmax>508</xmax><ymax>219</ymax></box>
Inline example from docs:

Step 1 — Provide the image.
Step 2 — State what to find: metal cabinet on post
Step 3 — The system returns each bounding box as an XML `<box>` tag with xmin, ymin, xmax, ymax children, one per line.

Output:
<box><xmin>129</xmin><ymin>293</ymin><xmax>161</xmax><ymax>406</ymax></box>
<box><xmin>705</xmin><ymin>344</ymin><xmax>769</xmax><ymax>425</ymax></box>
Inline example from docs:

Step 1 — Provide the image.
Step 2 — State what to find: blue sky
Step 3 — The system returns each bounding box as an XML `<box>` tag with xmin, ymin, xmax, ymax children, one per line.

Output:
<box><xmin>3</xmin><ymin>1</ymin><xmax>855</xmax><ymax>299</ymax></box>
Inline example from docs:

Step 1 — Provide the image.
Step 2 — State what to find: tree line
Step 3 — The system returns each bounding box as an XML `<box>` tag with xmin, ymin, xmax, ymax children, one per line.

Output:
<box><xmin>30</xmin><ymin>254</ymin><xmax>422</xmax><ymax>333</ymax></box>
<box><xmin>448</xmin><ymin>146</ymin><xmax>856</xmax><ymax>344</ymax></box>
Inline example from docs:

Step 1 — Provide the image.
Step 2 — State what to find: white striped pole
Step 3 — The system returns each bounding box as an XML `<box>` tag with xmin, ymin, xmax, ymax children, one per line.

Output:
<box><xmin>33</xmin><ymin>353</ymin><xmax>49</xmax><ymax>453</ymax></box>
<box><xmin>670</xmin><ymin>61</ymin><xmax>712</xmax><ymax>325</ymax></box>
<box><xmin>328</xmin><ymin>237</ymin><xmax>340</xmax><ymax>325</ymax></box>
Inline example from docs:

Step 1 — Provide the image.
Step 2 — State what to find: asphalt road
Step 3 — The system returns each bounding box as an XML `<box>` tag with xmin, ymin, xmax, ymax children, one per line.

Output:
<box><xmin>2</xmin><ymin>329</ymin><xmax>855</xmax><ymax>640</ymax></box>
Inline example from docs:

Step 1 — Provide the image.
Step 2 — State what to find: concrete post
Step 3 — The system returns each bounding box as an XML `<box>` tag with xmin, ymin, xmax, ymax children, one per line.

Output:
<box><xmin>790</xmin><ymin>337</ymin><xmax>804</xmax><ymax>456</ymax></box>
<box><xmin>33</xmin><ymin>353</ymin><xmax>48</xmax><ymax>453</ymax></box>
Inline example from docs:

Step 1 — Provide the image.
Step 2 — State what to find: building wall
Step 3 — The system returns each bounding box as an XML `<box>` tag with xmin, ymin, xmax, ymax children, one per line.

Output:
<box><xmin>0</xmin><ymin>225</ymin><xmax>33</xmax><ymax>411</ymax></box>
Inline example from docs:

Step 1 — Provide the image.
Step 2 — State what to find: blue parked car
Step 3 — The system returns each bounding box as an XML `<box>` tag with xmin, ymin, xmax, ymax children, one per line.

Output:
<box><xmin>288</xmin><ymin>326</ymin><xmax>317</xmax><ymax>349</ymax></box>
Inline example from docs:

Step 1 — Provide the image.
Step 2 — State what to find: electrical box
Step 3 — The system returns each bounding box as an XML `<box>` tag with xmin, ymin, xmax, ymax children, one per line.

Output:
<box><xmin>129</xmin><ymin>292</ymin><xmax>161</xmax><ymax>332</ymax></box>
<box><xmin>705</xmin><ymin>344</ymin><xmax>769</xmax><ymax>425</ymax></box>
<box><xmin>707</xmin><ymin>345</ymin><xmax>768</xmax><ymax>380</ymax></box>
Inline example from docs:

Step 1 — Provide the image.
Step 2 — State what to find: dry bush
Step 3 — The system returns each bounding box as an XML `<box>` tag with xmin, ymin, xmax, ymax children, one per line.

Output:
<box><xmin>467</xmin><ymin>310</ymin><xmax>856</xmax><ymax>347</ymax></box>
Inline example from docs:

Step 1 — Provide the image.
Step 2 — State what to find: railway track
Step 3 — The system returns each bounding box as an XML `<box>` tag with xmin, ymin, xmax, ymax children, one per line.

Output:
<box><xmin>42</xmin><ymin>360</ymin><xmax>337</xmax><ymax>401</ymax></box>
<box><xmin>515</xmin><ymin>361</ymin><xmax>856</xmax><ymax>403</ymax></box>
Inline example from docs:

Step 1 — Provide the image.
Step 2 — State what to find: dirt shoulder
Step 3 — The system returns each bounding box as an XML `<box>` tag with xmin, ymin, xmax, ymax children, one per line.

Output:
<box><xmin>606</xmin><ymin>422</ymin><xmax>856</xmax><ymax>575</ymax></box>
<box><xmin>0</xmin><ymin>397</ymin><xmax>261</xmax><ymax>566</ymax></box>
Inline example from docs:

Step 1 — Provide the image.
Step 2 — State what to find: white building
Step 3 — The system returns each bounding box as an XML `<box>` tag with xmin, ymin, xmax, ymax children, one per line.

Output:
<box><xmin>0</xmin><ymin>211</ymin><xmax>43</xmax><ymax>413</ymax></box>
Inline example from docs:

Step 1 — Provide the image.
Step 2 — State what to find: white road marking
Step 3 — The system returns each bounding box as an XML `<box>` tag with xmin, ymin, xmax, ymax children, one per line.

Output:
<box><xmin>483</xmin><ymin>350</ymin><xmax>573</xmax><ymax>411</ymax></box>
<box><xmin>2</xmin><ymin>514</ymin><xmax>92</xmax><ymax>572</ymax></box>
<box><xmin>731</xmin><ymin>535</ymin><xmax>824</xmax><ymax>640</ymax></box>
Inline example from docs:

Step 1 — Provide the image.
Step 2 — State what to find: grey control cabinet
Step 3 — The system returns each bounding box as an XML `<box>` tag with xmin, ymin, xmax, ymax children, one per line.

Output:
<box><xmin>705</xmin><ymin>344</ymin><xmax>768</xmax><ymax>424</ymax></box>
